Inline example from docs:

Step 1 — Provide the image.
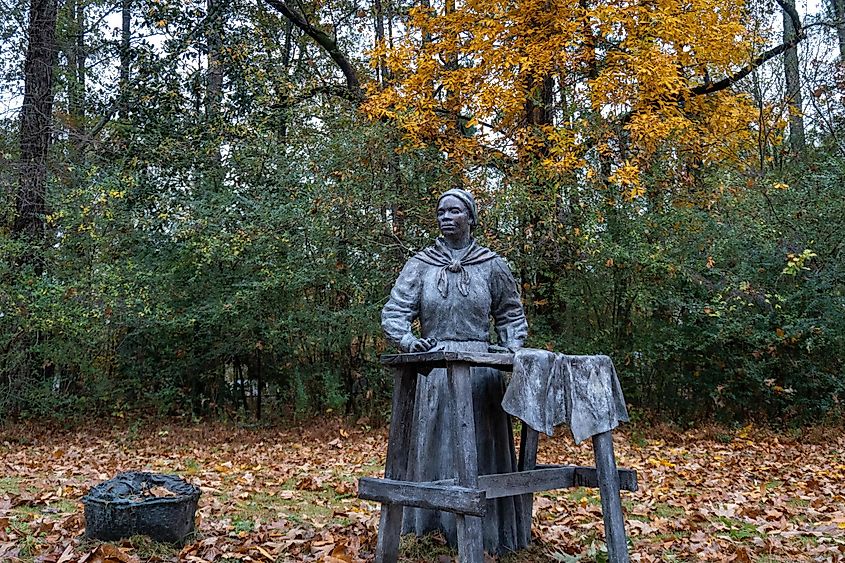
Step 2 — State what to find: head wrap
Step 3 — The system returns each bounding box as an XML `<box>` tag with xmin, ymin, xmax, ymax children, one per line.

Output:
<box><xmin>437</xmin><ymin>188</ymin><xmax>478</xmax><ymax>227</ymax></box>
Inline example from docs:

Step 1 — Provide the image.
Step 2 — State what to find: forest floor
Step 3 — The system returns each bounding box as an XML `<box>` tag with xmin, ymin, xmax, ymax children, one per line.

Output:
<box><xmin>1</xmin><ymin>418</ymin><xmax>844</xmax><ymax>562</ymax></box>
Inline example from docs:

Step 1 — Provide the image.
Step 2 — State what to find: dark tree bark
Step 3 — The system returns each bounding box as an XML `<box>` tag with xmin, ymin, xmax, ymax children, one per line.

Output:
<box><xmin>119</xmin><ymin>0</ymin><xmax>131</xmax><ymax>118</ymax></box>
<box><xmin>782</xmin><ymin>0</ymin><xmax>805</xmax><ymax>154</ymax></box>
<box><xmin>373</xmin><ymin>0</ymin><xmax>388</xmax><ymax>87</ymax></box>
<box><xmin>15</xmin><ymin>0</ymin><xmax>58</xmax><ymax>250</ymax></box>
<box><xmin>206</xmin><ymin>0</ymin><xmax>223</xmax><ymax>118</ymax></box>
<box><xmin>64</xmin><ymin>0</ymin><xmax>86</xmax><ymax>147</ymax></box>
<box><xmin>264</xmin><ymin>0</ymin><xmax>362</xmax><ymax>100</ymax></box>
<box><xmin>206</xmin><ymin>0</ymin><xmax>224</xmax><ymax>188</ymax></box>
<box><xmin>255</xmin><ymin>350</ymin><xmax>263</xmax><ymax>421</ymax></box>
<box><xmin>831</xmin><ymin>0</ymin><xmax>845</xmax><ymax>60</ymax></box>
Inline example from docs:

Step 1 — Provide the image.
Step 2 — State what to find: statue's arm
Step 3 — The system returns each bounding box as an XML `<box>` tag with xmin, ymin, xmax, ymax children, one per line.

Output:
<box><xmin>490</xmin><ymin>258</ymin><xmax>528</xmax><ymax>350</ymax></box>
<box><xmin>381</xmin><ymin>260</ymin><xmax>422</xmax><ymax>352</ymax></box>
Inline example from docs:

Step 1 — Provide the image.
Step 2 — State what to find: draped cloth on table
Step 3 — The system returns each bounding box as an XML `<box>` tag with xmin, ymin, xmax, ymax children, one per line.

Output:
<box><xmin>501</xmin><ymin>350</ymin><xmax>629</xmax><ymax>444</ymax></box>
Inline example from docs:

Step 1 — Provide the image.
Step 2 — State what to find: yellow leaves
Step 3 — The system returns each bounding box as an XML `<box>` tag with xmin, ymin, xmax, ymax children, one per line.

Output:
<box><xmin>782</xmin><ymin>248</ymin><xmax>817</xmax><ymax>276</ymax></box>
<box><xmin>772</xmin><ymin>182</ymin><xmax>789</xmax><ymax>190</ymax></box>
<box><xmin>608</xmin><ymin>160</ymin><xmax>644</xmax><ymax>199</ymax></box>
<box><xmin>647</xmin><ymin>456</ymin><xmax>676</xmax><ymax>468</ymax></box>
<box><xmin>365</xmin><ymin>0</ymin><xmax>761</xmax><ymax>183</ymax></box>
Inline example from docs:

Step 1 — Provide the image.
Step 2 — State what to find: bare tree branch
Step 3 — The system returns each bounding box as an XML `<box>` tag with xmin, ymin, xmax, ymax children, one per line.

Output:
<box><xmin>775</xmin><ymin>0</ymin><xmax>802</xmax><ymax>33</ymax></box>
<box><xmin>690</xmin><ymin>35</ymin><xmax>804</xmax><ymax>96</ymax></box>
<box><xmin>264</xmin><ymin>0</ymin><xmax>363</xmax><ymax>100</ymax></box>
<box><xmin>691</xmin><ymin>0</ymin><xmax>805</xmax><ymax>96</ymax></box>
<box><xmin>271</xmin><ymin>84</ymin><xmax>361</xmax><ymax>108</ymax></box>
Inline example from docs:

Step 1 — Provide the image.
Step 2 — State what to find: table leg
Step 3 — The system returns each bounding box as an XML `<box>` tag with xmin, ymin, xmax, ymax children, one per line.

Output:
<box><xmin>592</xmin><ymin>430</ymin><xmax>630</xmax><ymax>563</ymax></box>
<box><xmin>517</xmin><ymin>423</ymin><xmax>539</xmax><ymax>546</ymax></box>
<box><xmin>376</xmin><ymin>366</ymin><xmax>418</xmax><ymax>563</ymax></box>
<box><xmin>448</xmin><ymin>362</ymin><xmax>484</xmax><ymax>563</ymax></box>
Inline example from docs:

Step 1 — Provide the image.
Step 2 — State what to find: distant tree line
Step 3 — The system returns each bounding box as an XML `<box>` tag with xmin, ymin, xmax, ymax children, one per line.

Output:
<box><xmin>1</xmin><ymin>0</ymin><xmax>843</xmax><ymax>423</ymax></box>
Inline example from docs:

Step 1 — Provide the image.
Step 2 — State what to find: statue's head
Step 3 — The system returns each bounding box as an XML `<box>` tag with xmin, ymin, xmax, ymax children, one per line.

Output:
<box><xmin>436</xmin><ymin>189</ymin><xmax>477</xmax><ymax>241</ymax></box>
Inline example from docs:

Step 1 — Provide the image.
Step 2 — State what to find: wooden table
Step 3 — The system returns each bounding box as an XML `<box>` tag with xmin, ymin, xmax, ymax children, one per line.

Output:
<box><xmin>358</xmin><ymin>351</ymin><xmax>637</xmax><ymax>563</ymax></box>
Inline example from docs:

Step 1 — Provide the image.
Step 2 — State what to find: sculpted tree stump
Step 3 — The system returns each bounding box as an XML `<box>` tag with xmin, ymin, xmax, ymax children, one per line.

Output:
<box><xmin>83</xmin><ymin>472</ymin><xmax>200</xmax><ymax>544</ymax></box>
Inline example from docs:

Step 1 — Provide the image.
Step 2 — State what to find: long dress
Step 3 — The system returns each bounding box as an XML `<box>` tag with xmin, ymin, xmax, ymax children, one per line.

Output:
<box><xmin>381</xmin><ymin>237</ymin><xmax>529</xmax><ymax>555</ymax></box>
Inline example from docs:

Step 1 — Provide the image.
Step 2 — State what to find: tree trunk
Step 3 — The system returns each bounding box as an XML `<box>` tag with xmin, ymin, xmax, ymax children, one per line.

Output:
<box><xmin>255</xmin><ymin>351</ymin><xmax>263</xmax><ymax>421</ymax></box>
<box><xmin>373</xmin><ymin>0</ymin><xmax>388</xmax><ymax>86</ymax></box>
<box><xmin>63</xmin><ymin>0</ymin><xmax>86</xmax><ymax>149</ymax></box>
<box><xmin>782</xmin><ymin>0</ymin><xmax>805</xmax><ymax>154</ymax></box>
<box><xmin>278</xmin><ymin>18</ymin><xmax>293</xmax><ymax>139</ymax></box>
<box><xmin>15</xmin><ymin>0</ymin><xmax>58</xmax><ymax>251</ymax></box>
<box><xmin>206</xmin><ymin>0</ymin><xmax>224</xmax><ymax>188</ymax></box>
<box><xmin>119</xmin><ymin>0</ymin><xmax>131</xmax><ymax>118</ymax></box>
<box><xmin>832</xmin><ymin>0</ymin><xmax>845</xmax><ymax>60</ymax></box>
<box><xmin>206</xmin><ymin>0</ymin><xmax>223</xmax><ymax>118</ymax></box>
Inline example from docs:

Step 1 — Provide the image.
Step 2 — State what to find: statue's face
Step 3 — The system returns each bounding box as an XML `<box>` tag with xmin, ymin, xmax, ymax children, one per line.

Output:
<box><xmin>437</xmin><ymin>195</ymin><xmax>472</xmax><ymax>239</ymax></box>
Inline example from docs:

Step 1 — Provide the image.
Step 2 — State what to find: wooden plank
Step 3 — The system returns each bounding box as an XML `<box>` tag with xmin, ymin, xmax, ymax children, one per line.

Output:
<box><xmin>481</xmin><ymin>466</ymin><xmax>572</xmax><ymax>499</ymax></box>
<box><xmin>517</xmin><ymin>424</ymin><xmax>539</xmax><ymax>546</ymax></box>
<box><xmin>358</xmin><ymin>477</ymin><xmax>486</xmax><ymax>517</ymax></box>
<box><xmin>478</xmin><ymin>465</ymin><xmax>637</xmax><ymax>498</ymax></box>
<box><xmin>375</xmin><ymin>504</ymin><xmax>402</xmax><ymax>563</ymax></box>
<box><xmin>534</xmin><ymin>465</ymin><xmax>639</xmax><ymax>492</ymax></box>
<box><xmin>374</xmin><ymin>366</ymin><xmax>417</xmax><ymax>563</ymax></box>
<box><xmin>593</xmin><ymin>431</ymin><xmax>630</xmax><ymax>563</ymax></box>
<box><xmin>380</xmin><ymin>351</ymin><xmax>514</xmax><ymax>370</ymax></box>
<box><xmin>383</xmin><ymin>366</ymin><xmax>417</xmax><ymax>479</ymax></box>
<box><xmin>448</xmin><ymin>362</ymin><xmax>485</xmax><ymax>563</ymax></box>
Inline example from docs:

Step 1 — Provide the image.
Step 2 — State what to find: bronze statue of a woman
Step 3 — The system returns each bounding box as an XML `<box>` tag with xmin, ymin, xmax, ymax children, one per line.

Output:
<box><xmin>381</xmin><ymin>188</ymin><xmax>529</xmax><ymax>554</ymax></box>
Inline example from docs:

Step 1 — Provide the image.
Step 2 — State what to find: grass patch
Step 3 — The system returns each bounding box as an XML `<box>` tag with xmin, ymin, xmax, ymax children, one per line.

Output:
<box><xmin>0</xmin><ymin>476</ymin><xmax>21</xmax><ymax>495</ymax></box>
<box><xmin>399</xmin><ymin>532</ymin><xmax>454</xmax><ymax>560</ymax></box>
<box><xmin>220</xmin><ymin>488</ymin><xmax>343</xmax><ymax>526</ymax></box>
<box><xmin>182</xmin><ymin>458</ymin><xmax>201</xmax><ymax>476</ymax></box>
<box><xmin>560</xmin><ymin>489</ymin><xmax>601</xmax><ymax>506</ymax></box>
<box><xmin>714</xmin><ymin>516</ymin><xmax>760</xmax><ymax>540</ymax></box>
<box><xmin>11</xmin><ymin>505</ymin><xmax>43</xmax><ymax>519</ymax></box>
<box><xmin>45</xmin><ymin>499</ymin><xmax>78</xmax><ymax>513</ymax></box>
<box><xmin>232</xmin><ymin>515</ymin><xmax>255</xmax><ymax>533</ymax></box>
<box><xmin>126</xmin><ymin>535</ymin><xmax>181</xmax><ymax>560</ymax></box>
<box><xmin>654</xmin><ymin>503</ymin><xmax>686</xmax><ymax>518</ymax></box>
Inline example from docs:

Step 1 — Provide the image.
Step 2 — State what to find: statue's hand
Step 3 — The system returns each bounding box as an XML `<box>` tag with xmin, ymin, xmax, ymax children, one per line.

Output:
<box><xmin>409</xmin><ymin>337</ymin><xmax>438</xmax><ymax>352</ymax></box>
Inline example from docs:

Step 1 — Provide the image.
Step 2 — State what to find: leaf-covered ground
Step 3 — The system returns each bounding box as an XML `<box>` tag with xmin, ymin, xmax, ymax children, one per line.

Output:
<box><xmin>1</xmin><ymin>419</ymin><xmax>844</xmax><ymax>562</ymax></box>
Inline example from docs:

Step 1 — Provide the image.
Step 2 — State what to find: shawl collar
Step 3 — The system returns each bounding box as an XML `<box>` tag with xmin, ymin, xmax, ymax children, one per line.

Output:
<box><xmin>412</xmin><ymin>238</ymin><xmax>498</xmax><ymax>297</ymax></box>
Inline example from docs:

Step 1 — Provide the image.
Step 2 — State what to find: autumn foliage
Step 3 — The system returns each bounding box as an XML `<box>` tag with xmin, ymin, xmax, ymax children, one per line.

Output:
<box><xmin>365</xmin><ymin>0</ymin><xmax>760</xmax><ymax>194</ymax></box>
<box><xmin>2</xmin><ymin>421</ymin><xmax>845</xmax><ymax>561</ymax></box>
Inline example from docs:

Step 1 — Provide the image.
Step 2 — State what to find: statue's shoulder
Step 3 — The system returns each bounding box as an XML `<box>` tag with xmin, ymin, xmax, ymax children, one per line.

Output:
<box><xmin>489</xmin><ymin>253</ymin><xmax>517</xmax><ymax>275</ymax></box>
<box><xmin>465</xmin><ymin>242</ymin><xmax>502</xmax><ymax>266</ymax></box>
<box><xmin>410</xmin><ymin>243</ymin><xmax>446</xmax><ymax>267</ymax></box>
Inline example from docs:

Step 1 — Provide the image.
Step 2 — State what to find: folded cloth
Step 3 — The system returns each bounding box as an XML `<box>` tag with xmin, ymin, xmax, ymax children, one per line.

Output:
<box><xmin>501</xmin><ymin>349</ymin><xmax>629</xmax><ymax>444</ymax></box>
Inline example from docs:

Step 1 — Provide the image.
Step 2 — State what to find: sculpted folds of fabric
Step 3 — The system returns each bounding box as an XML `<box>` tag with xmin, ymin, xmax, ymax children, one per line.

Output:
<box><xmin>381</xmin><ymin>238</ymin><xmax>529</xmax><ymax>554</ymax></box>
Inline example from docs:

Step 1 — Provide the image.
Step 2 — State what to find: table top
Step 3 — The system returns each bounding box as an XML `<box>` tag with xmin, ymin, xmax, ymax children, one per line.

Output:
<box><xmin>380</xmin><ymin>350</ymin><xmax>515</xmax><ymax>370</ymax></box>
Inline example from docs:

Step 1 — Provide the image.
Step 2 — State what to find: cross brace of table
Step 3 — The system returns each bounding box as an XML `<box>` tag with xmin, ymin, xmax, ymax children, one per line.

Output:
<box><xmin>360</xmin><ymin>352</ymin><xmax>637</xmax><ymax>563</ymax></box>
<box><xmin>359</xmin><ymin>464</ymin><xmax>638</xmax><ymax>514</ymax></box>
